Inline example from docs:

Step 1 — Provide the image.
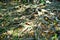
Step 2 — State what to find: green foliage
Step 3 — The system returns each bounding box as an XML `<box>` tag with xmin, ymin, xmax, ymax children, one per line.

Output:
<box><xmin>0</xmin><ymin>1</ymin><xmax>60</xmax><ymax>40</ymax></box>
<box><xmin>52</xmin><ymin>34</ymin><xmax>58</xmax><ymax>40</ymax></box>
<box><xmin>0</xmin><ymin>28</ymin><xmax>6</xmax><ymax>34</ymax></box>
<box><xmin>40</xmin><ymin>0</ymin><xmax>45</xmax><ymax>4</ymax></box>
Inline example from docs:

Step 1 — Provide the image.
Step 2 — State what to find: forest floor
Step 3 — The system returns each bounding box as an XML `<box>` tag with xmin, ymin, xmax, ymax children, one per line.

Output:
<box><xmin>0</xmin><ymin>2</ymin><xmax>60</xmax><ymax>40</ymax></box>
